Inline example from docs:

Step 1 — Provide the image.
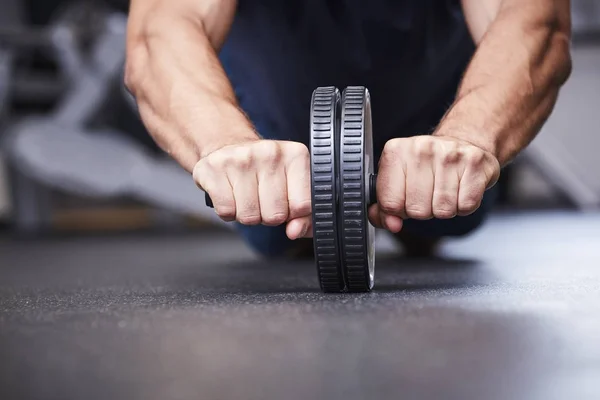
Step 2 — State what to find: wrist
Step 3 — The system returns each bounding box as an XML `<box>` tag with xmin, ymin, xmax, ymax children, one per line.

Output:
<box><xmin>433</xmin><ymin>125</ymin><xmax>499</xmax><ymax>159</ymax></box>
<box><xmin>198</xmin><ymin>134</ymin><xmax>260</xmax><ymax>160</ymax></box>
<box><xmin>196</xmin><ymin>101</ymin><xmax>262</xmax><ymax>160</ymax></box>
<box><xmin>433</xmin><ymin>104</ymin><xmax>503</xmax><ymax>163</ymax></box>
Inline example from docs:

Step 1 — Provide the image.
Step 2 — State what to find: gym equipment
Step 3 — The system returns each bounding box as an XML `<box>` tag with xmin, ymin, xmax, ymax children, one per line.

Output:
<box><xmin>0</xmin><ymin>1</ymin><xmax>112</xmax><ymax>104</ymax></box>
<box><xmin>310</xmin><ymin>86</ymin><xmax>377</xmax><ymax>293</ymax></box>
<box><xmin>206</xmin><ymin>86</ymin><xmax>378</xmax><ymax>293</ymax></box>
<box><xmin>6</xmin><ymin>117</ymin><xmax>227</xmax><ymax>225</ymax></box>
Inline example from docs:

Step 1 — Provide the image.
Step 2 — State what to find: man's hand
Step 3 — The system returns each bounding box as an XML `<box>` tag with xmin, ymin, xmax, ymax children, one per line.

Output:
<box><xmin>369</xmin><ymin>135</ymin><xmax>501</xmax><ymax>232</ymax></box>
<box><xmin>194</xmin><ymin>140</ymin><xmax>313</xmax><ymax>240</ymax></box>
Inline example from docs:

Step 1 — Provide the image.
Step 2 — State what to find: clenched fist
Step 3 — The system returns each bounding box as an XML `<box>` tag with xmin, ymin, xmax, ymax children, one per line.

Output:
<box><xmin>194</xmin><ymin>140</ymin><xmax>312</xmax><ymax>240</ymax></box>
<box><xmin>369</xmin><ymin>135</ymin><xmax>501</xmax><ymax>233</ymax></box>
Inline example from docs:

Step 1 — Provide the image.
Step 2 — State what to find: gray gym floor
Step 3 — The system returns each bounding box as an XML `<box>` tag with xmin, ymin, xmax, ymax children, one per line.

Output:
<box><xmin>1</xmin><ymin>211</ymin><xmax>599</xmax><ymax>400</ymax></box>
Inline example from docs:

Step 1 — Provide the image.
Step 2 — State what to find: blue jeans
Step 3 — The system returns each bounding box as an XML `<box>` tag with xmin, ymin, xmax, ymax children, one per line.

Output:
<box><xmin>218</xmin><ymin>0</ymin><xmax>496</xmax><ymax>257</ymax></box>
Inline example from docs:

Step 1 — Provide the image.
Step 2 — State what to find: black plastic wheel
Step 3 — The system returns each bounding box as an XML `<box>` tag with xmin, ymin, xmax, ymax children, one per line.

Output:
<box><xmin>339</xmin><ymin>86</ymin><xmax>375</xmax><ymax>292</ymax></box>
<box><xmin>310</xmin><ymin>87</ymin><xmax>345</xmax><ymax>293</ymax></box>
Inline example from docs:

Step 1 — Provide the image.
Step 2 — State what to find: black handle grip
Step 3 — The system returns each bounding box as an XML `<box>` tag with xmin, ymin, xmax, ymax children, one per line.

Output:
<box><xmin>368</xmin><ymin>173</ymin><xmax>377</xmax><ymax>206</ymax></box>
<box><xmin>205</xmin><ymin>192</ymin><xmax>214</xmax><ymax>208</ymax></box>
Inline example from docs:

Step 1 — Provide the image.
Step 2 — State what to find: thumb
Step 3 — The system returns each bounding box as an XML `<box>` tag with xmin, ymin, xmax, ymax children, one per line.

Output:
<box><xmin>286</xmin><ymin>216</ymin><xmax>313</xmax><ymax>240</ymax></box>
<box><xmin>368</xmin><ymin>204</ymin><xmax>383</xmax><ymax>228</ymax></box>
<box><xmin>369</xmin><ymin>204</ymin><xmax>403</xmax><ymax>233</ymax></box>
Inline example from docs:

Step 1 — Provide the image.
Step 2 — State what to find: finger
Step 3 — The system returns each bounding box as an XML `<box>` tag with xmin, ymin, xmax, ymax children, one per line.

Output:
<box><xmin>383</xmin><ymin>214</ymin><xmax>403</xmax><ymax>233</ymax></box>
<box><xmin>193</xmin><ymin>161</ymin><xmax>236</xmax><ymax>222</ymax></box>
<box><xmin>368</xmin><ymin>204</ymin><xmax>383</xmax><ymax>228</ymax></box>
<box><xmin>377</xmin><ymin>140</ymin><xmax>407</xmax><ymax>219</ymax></box>
<box><xmin>432</xmin><ymin>151</ymin><xmax>460</xmax><ymax>219</ymax></box>
<box><xmin>285</xmin><ymin>145</ymin><xmax>312</xmax><ymax>220</ymax></box>
<box><xmin>457</xmin><ymin>165</ymin><xmax>487</xmax><ymax>217</ymax></box>
<box><xmin>286</xmin><ymin>216</ymin><xmax>313</xmax><ymax>239</ymax></box>
<box><xmin>230</xmin><ymin>169</ymin><xmax>261</xmax><ymax>225</ymax></box>
<box><xmin>369</xmin><ymin>204</ymin><xmax>402</xmax><ymax>233</ymax></box>
<box><xmin>405</xmin><ymin>139</ymin><xmax>434</xmax><ymax>219</ymax></box>
<box><xmin>257</xmin><ymin>167</ymin><xmax>289</xmax><ymax>227</ymax></box>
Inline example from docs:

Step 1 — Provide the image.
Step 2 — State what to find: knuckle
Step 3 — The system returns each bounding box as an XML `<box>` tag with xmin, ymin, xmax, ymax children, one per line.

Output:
<box><xmin>413</xmin><ymin>136</ymin><xmax>435</xmax><ymax>159</ymax></box>
<box><xmin>215</xmin><ymin>150</ymin><xmax>232</xmax><ymax>164</ymax></box>
<box><xmin>433</xmin><ymin>197</ymin><xmax>457</xmax><ymax>218</ymax></box>
<box><xmin>289</xmin><ymin>198</ymin><xmax>311</xmax><ymax>215</ymax></box>
<box><xmin>215</xmin><ymin>206</ymin><xmax>236</xmax><ymax>220</ymax></box>
<box><xmin>466</xmin><ymin>150</ymin><xmax>486</xmax><ymax>167</ymax></box>
<box><xmin>238</xmin><ymin>214</ymin><xmax>262</xmax><ymax>225</ymax></box>
<box><xmin>405</xmin><ymin>207</ymin><xmax>431</xmax><ymax>220</ymax></box>
<box><xmin>285</xmin><ymin>142</ymin><xmax>310</xmax><ymax>163</ymax></box>
<box><xmin>379</xmin><ymin>198</ymin><xmax>405</xmax><ymax>214</ymax></box>
<box><xmin>383</xmin><ymin>139</ymin><xmax>401</xmax><ymax>155</ymax></box>
<box><xmin>434</xmin><ymin>212</ymin><xmax>455</xmax><ymax>220</ymax></box>
<box><xmin>233</xmin><ymin>147</ymin><xmax>254</xmax><ymax>169</ymax></box>
<box><xmin>262</xmin><ymin>212</ymin><xmax>288</xmax><ymax>226</ymax></box>
<box><xmin>288</xmin><ymin>141</ymin><xmax>309</xmax><ymax>155</ymax></box>
<box><xmin>440</xmin><ymin>146</ymin><xmax>461</xmax><ymax>166</ymax></box>
<box><xmin>459</xmin><ymin>197</ymin><xmax>481</xmax><ymax>214</ymax></box>
<box><xmin>205</xmin><ymin>151</ymin><xmax>229</xmax><ymax>170</ymax></box>
<box><xmin>236</xmin><ymin>195</ymin><xmax>261</xmax><ymax>224</ymax></box>
<box><xmin>433</xmin><ymin>206</ymin><xmax>456</xmax><ymax>219</ymax></box>
<box><xmin>258</xmin><ymin>141</ymin><xmax>282</xmax><ymax>164</ymax></box>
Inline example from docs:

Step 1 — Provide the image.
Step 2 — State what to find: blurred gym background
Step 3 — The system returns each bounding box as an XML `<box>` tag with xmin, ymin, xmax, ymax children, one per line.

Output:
<box><xmin>0</xmin><ymin>0</ymin><xmax>598</xmax><ymax>237</ymax></box>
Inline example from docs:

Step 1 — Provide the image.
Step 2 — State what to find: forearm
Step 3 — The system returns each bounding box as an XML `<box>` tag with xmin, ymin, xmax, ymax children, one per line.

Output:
<box><xmin>125</xmin><ymin>0</ymin><xmax>258</xmax><ymax>172</ymax></box>
<box><xmin>435</xmin><ymin>0</ymin><xmax>572</xmax><ymax>166</ymax></box>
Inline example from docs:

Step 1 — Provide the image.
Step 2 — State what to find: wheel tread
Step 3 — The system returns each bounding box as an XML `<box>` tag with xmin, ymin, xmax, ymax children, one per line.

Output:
<box><xmin>339</xmin><ymin>86</ymin><xmax>374</xmax><ymax>292</ymax></box>
<box><xmin>311</xmin><ymin>87</ymin><xmax>345</xmax><ymax>292</ymax></box>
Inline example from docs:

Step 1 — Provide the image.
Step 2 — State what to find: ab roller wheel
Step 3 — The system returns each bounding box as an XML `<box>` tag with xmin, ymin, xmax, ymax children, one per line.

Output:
<box><xmin>206</xmin><ymin>86</ymin><xmax>379</xmax><ymax>293</ymax></box>
<box><xmin>309</xmin><ymin>86</ymin><xmax>377</xmax><ymax>292</ymax></box>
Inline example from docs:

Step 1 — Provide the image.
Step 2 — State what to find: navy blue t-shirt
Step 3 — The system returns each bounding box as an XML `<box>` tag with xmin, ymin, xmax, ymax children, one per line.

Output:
<box><xmin>219</xmin><ymin>0</ymin><xmax>475</xmax><ymax>159</ymax></box>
